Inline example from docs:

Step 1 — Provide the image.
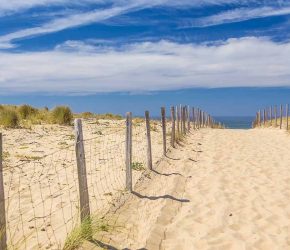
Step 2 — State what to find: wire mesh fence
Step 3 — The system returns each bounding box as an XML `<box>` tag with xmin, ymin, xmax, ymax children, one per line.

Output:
<box><xmin>0</xmin><ymin>106</ymin><xmax>218</xmax><ymax>249</ymax></box>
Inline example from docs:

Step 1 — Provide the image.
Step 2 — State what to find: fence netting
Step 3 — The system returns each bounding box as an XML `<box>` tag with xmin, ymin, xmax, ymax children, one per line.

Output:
<box><xmin>2</xmin><ymin>115</ymin><xmax>174</xmax><ymax>249</ymax></box>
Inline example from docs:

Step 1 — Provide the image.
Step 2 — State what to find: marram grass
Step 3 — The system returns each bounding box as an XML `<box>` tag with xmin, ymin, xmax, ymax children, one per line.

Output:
<box><xmin>63</xmin><ymin>217</ymin><xmax>111</xmax><ymax>250</ymax></box>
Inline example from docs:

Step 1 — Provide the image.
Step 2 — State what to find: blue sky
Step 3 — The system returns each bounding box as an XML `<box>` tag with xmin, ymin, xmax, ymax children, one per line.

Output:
<box><xmin>0</xmin><ymin>0</ymin><xmax>290</xmax><ymax>115</ymax></box>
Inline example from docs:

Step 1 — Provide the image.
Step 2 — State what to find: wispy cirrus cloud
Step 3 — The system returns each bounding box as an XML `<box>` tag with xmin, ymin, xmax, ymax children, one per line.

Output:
<box><xmin>0</xmin><ymin>37</ymin><xmax>290</xmax><ymax>94</ymax></box>
<box><xmin>0</xmin><ymin>5</ymin><xmax>136</xmax><ymax>48</ymax></box>
<box><xmin>182</xmin><ymin>5</ymin><xmax>290</xmax><ymax>28</ymax></box>
<box><xmin>0</xmin><ymin>0</ymin><xmax>277</xmax><ymax>49</ymax></box>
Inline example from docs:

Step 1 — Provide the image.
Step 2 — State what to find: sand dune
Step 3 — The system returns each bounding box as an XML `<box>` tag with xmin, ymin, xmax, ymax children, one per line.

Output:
<box><xmin>88</xmin><ymin>128</ymin><xmax>290</xmax><ymax>250</ymax></box>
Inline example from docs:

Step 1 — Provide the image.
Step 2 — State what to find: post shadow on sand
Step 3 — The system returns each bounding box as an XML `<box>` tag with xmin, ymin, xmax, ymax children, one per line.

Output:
<box><xmin>165</xmin><ymin>155</ymin><xmax>181</xmax><ymax>160</ymax></box>
<box><xmin>132</xmin><ymin>191</ymin><xmax>190</xmax><ymax>203</ymax></box>
<box><xmin>152</xmin><ymin>169</ymin><xmax>183</xmax><ymax>177</ymax></box>
<box><xmin>88</xmin><ymin>239</ymin><xmax>119</xmax><ymax>250</ymax></box>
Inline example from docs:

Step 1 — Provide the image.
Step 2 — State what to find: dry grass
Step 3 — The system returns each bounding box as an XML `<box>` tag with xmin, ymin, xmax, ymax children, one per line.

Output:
<box><xmin>0</xmin><ymin>105</ymin><xmax>122</xmax><ymax>129</ymax></box>
<box><xmin>63</xmin><ymin>217</ymin><xmax>111</xmax><ymax>250</ymax></box>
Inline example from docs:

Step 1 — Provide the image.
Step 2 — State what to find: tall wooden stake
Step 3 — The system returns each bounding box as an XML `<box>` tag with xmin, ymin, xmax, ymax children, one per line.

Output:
<box><xmin>145</xmin><ymin>111</ymin><xmax>153</xmax><ymax>170</ymax></box>
<box><xmin>74</xmin><ymin>119</ymin><xmax>91</xmax><ymax>226</ymax></box>
<box><xmin>0</xmin><ymin>134</ymin><xmax>7</xmax><ymax>250</ymax></box>
<box><xmin>286</xmin><ymin>104</ymin><xmax>289</xmax><ymax>131</ymax></box>
<box><xmin>275</xmin><ymin>105</ymin><xmax>277</xmax><ymax>127</ymax></box>
<box><xmin>161</xmin><ymin>107</ymin><xmax>167</xmax><ymax>155</ymax></box>
<box><xmin>176</xmin><ymin>106</ymin><xmax>180</xmax><ymax>139</ymax></box>
<box><xmin>125</xmin><ymin>112</ymin><xmax>132</xmax><ymax>191</ymax></box>
<box><xmin>280</xmin><ymin>104</ymin><xmax>283</xmax><ymax>129</ymax></box>
<box><xmin>170</xmin><ymin>106</ymin><xmax>176</xmax><ymax>147</ymax></box>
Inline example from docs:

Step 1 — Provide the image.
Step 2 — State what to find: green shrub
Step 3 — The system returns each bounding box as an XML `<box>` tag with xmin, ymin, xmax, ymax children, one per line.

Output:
<box><xmin>51</xmin><ymin>106</ymin><xmax>73</xmax><ymax>125</ymax></box>
<box><xmin>0</xmin><ymin>109</ymin><xmax>19</xmax><ymax>128</ymax></box>
<box><xmin>18</xmin><ymin>104</ymin><xmax>37</xmax><ymax>119</ymax></box>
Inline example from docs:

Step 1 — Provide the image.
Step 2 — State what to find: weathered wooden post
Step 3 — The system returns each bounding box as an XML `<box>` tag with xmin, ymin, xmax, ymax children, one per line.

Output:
<box><xmin>170</xmin><ymin>106</ymin><xmax>176</xmax><ymax>147</ymax></box>
<box><xmin>286</xmin><ymin>104</ymin><xmax>289</xmax><ymax>131</ymax></box>
<box><xmin>125</xmin><ymin>112</ymin><xmax>133</xmax><ymax>191</ymax></box>
<box><xmin>270</xmin><ymin>106</ymin><xmax>272</xmax><ymax>126</ymax></box>
<box><xmin>74</xmin><ymin>119</ymin><xmax>91</xmax><ymax>227</ymax></box>
<box><xmin>192</xmin><ymin>107</ymin><xmax>195</xmax><ymax>129</ymax></box>
<box><xmin>182</xmin><ymin>106</ymin><xmax>186</xmax><ymax>134</ymax></box>
<box><xmin>196</xmin><ymin>108</ymin><xmax>199</xmax><ymax>129</ymax></box>
<box><xmin>199</xmin><ymin>109</ymin><xmax>202</xmax><ymax>128</ymax></box>
<box><xmin>0</xmin><ymin>134</ymin><xmax>7</xmax><ymax>250</ymax></box>
<box><xmin>145</xmin><ymin>111</ymin><xmax>153</xmax><ymax>170</ymax></box>
<box><xmin>161</xmin><ymin>107</ymin><xmax>167</xmax><ymax>155</ymax></box>
<box><xmin>258</xmin><ymin>110</ymin><xmax>261</xmax><ymax>127</ymax></box>
<box><xmin>280</xmin><ymin>104</ymin><xmax>283</xmax><ymax>129</ymax></box>
<box><xmin>263</xmin><ymin>109</ymin><xmax>266</xmax><ymax>126</ymax></box>
<box><xmin>187</xmin><ymin>105</ymin><xmax>190</xmax><ymax>131</ymax></box>
<box><xmin>179</xmin><ymin>105</ymin><xmax>183</xmax><ymax>135</ymax></box>
<box><xmin>176</xmin><ymin>106</ymin><xmax>180</xmax><ymax>139</ymax></box>
<box><xmin>275</xmin><ymin>105</ymin><xmax>277</xmax><ymax>127</ymax></box>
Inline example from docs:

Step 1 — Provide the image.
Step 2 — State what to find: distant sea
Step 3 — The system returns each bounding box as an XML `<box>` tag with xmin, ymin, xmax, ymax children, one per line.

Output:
<box><xmin>215</xmin><ymin>116</ymin><xmax>255</xmax><ymax>129</ymax></box>
<box><xmin>151</xmin><ymin>116</ymin><xmax>255</xmax><ymax>129</ymax></box>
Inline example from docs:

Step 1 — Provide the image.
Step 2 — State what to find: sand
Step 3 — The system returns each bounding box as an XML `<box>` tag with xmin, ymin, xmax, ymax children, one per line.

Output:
<box><xmin>1</xmin><ymin>118</ymin><xmax>167</xmax><ymax>249</ymax></box>
<box><xmin>86</xmin><ymin>128</ymin><xmax>290</xmax><ymax>250</ymax></box>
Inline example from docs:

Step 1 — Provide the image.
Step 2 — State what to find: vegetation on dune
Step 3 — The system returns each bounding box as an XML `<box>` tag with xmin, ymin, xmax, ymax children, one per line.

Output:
<box><xmin>63</xmin><ymin>217</ymin><xmax>111</xmax><ymax>250</ymax></box>
<box><xmin>0</xmin><ymin>104</ymin><xmax>123</xmax><ymax>129</ymax></box>
<box><xmin>0</xmin><ymin>108</ymin><xmax>19</xmax><ymax>128</ymax></box>
<box><xmin>18</xmin><ymin>104</ymin><xmax>38</xmax><ymax>119</ymax></box>
<box><xmin>51</xmin><ymin>106</ymin><xmax>73</xmax><ymax>125</ymax></box>
<box><xmin>95</xmin><ymin>113</ymin><xmax>123</xmax><ymax>120</ymax></box>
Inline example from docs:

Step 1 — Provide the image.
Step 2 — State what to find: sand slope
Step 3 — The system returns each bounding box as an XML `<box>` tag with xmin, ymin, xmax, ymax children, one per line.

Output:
<box><xmin>87</xmin><ymin>128</ymin><xmax>290</xmax><ymax>250</ymax></box>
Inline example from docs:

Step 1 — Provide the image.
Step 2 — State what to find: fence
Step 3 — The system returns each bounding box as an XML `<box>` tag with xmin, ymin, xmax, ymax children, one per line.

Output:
<box><xmin>252</xmin><ymin>104</ymin><xmax>289</xmax><ymax>130</ymax></box>
<box><xmin>0</xmin><ymin>105</ymin><xmax>218</xmax><ymax>249</ymax></box>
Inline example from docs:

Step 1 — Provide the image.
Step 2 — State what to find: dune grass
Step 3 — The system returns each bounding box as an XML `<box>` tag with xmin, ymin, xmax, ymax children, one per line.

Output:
<box><xmin>0</xmin><ymin>108</ymin><xmax>19</xmax><ymax>128</ymax></box>
<box><xmin>0</xmin><ymin>104</ymin><xmax>123</xmax><ymax>129</ymax></box>
<box><xmin>63</xmin><ymin>217</ymin><xmax>111</xmax><ymax>250</ymax></box>
<box><xmin>51</xmin><ymin>106</ymin><xmax>73</xmax><ymax>125</ymax></box>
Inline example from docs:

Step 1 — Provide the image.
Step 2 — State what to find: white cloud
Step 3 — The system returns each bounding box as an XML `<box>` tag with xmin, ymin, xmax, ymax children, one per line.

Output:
<box><xmin>0</xmin><ymin>37</ymin><xmax>290</xmax><ymax>94</ymax></box>
<box><xmin>183</xmin><ymin>6</ymin><xmax>290</xmax><ymax>28</ymax></box>
<box><xmin>0</xmin><ymin>3</ymin><xmax>144</xmax><ymax>48</ymax></box>
<box><xmin>0</xmin><ymin>0</ymin><xmax>278</xmax><ymax>48</ymax></box>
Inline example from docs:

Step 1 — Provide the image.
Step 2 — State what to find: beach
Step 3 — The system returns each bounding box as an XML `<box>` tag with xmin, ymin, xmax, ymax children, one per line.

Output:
<box><xmin>86</xmin><ymin>127</ymin><xmax>290</xmax><ymax>249</ymax></box>
<box><xmin>1</xmin><ymin>118</ymin><xmax>167</xmax><ymax>249</ymax></box>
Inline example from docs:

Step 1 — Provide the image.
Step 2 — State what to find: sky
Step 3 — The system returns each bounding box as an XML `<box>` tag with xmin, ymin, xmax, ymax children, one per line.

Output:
<box><xmin>0</xmin><ymin>0</ymin><xmax>290</xmax><ymax>116</ymax></box>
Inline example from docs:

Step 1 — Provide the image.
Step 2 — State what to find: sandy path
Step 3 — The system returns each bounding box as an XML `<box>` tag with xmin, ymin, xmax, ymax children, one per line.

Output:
<box><xmin>88</xmin><ymin>128</ymin><xmax>290</xmax><ymax>250</ymax></box>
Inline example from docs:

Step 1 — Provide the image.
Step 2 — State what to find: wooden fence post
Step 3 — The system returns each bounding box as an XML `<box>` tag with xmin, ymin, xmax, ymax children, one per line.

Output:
<box><xmin>192</xmin><ymin>107</ymin><xmax>195</xmax><ymax>129</ymax></box>
<box><xmin>179</xmin><ymin>105</ymin><xmax>183</xmax><ymax>135</ymax></box>
<box><xmin>161</xmin><ymin>107</ymin><xmax>167</xmax><ymax>156</ymax></box>
<box><xmin>195</xmin><ymin>108</ymin><xmax>199</xmax><ymax>129</ymax></box>
<box><xmin>182</xmin><ymin>106</ymin><xmax>186</xmax><ymax>134</ymax></box>
<box><xmin>187</xmin><ymin>105</ymin><xmax>190</xmax><ymax>131</ymax></box>
<box><xmin>125</xmin><ymin>112</ymin><xmax>133</xmax><ymax>191</ymax></box>
<box><xmin>184</xmin><ymin>106</ymin><xmax>187</xmax><ymax>133</ymax></box>
<box><xmin>197</xmin><ymin>109</ymin><xmax>201</xmax><ymax>129</ymax></box>
<box><xmin>275</xmin><ymin>105</ymin><xmax>277</xmax><ymax>127</ymax></box>
<box><xmin>270</xmin><ymin>106</ymin><xmax>272</xmax><ymax>126</ymax></box>
<box><xmin>280</xmin><ymin>104</ymin><xmax>283</xmax><ymax>129</ymax></box>
<box><xmin>199</xmin><ymin>109</ymin><xmax>201</xmax><ymax>129</ymax></box>
<box><xmin>145</xmin><ymin>111</ymin><xmax>153</xmax><ymax>170</ymax></box>
<box><xmin>0</xmin><ymin>134</ymin><xmax>7</xmax><ymax>250</ymax></box>
<box><xmin>181</xmin><ymin>106</ymin><xmax>184</xmax><ymax>134</ymax></box>
<box><xmin>74</xmin><ymin>119</ymin><xmax>91</xmax><ymax>225</ymax></box>
<box><xmin>170</xmin><ymin>107</ymin><xmax>176</xmax><ymax>147</ymax></box>
<box><xmin>286</xmin><ymin>104</ymin><xmax>289</xmax><ymax>131</ymax></box>
<box><xmin>263</xmin><ymin>109</ymin><xmax>266</xmax><ymax>126</ymax></box>
<box><xmin>176</xmin><ymin>106</ymin><xmax>180</xmax><ymax>139</ymax></box>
